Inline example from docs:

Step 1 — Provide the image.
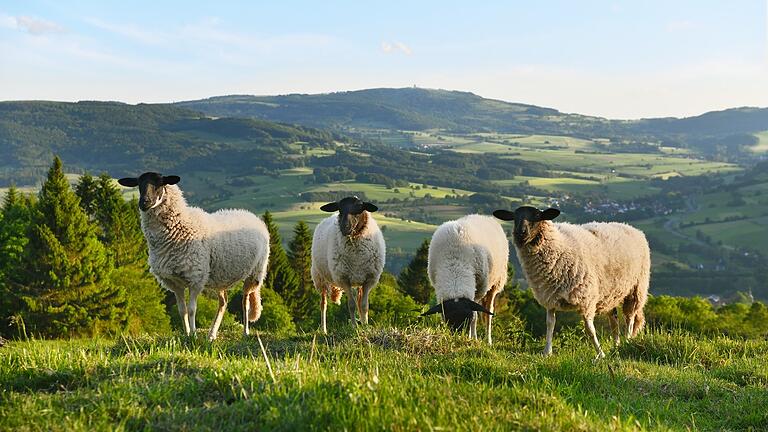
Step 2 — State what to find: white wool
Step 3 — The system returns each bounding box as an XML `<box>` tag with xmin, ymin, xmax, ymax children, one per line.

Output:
<box><xmin>428</xmin><ymin>214</ymin><xmax>509</xmax><ymax>303</ymax></box>
<box><xmin>311</xmin><ymin>212</ymin><xmax>386</xmax><ymax>298</ymax></box>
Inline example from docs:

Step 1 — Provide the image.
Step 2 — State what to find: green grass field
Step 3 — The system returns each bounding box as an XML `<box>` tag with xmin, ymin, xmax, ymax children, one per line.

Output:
<box><xmin>2</xmin><ymin>327</ymin><xmax>766</xmax><ymax>431</ymax></box>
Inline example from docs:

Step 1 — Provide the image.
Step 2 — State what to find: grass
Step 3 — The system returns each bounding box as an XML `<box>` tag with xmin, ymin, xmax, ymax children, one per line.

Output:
<box><xmin>1</xmin><ymin>327</ymin><xmax>766</xmax><ymax>431</ymax></box>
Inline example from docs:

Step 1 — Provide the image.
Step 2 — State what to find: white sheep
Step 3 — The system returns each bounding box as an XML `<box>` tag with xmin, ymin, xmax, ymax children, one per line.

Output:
<box><xmin>118</xmin><ymin>172</ymin><xmax>270</xmax><ymax>341</ymax></box>
<box><xmin>494</xmin><ymin>206</ymin><xmax>650</xmax><ymax>358</ymax></box>
<box><xmin>421</xmin><ymin>214</ymin><xmax>509</xmax><ymax>344</ymax></box>
<box><xmin>311</xmin><ymin>196</ymin><xmax>385</xmax><ymax>334</ymax></box>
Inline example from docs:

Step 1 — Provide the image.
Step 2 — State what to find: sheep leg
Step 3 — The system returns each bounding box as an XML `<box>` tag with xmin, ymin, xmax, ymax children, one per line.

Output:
<box><xmin>320</xmin><ymin>288</ymin><xmax>328</xmax><ymax>334</ymax></box>
<box><xmin>356</xmin><ymin>287</ymin><xmax>364</xmax><ymax>323</ymax></box>
<box><xmin>242</xmin><ymin>288</ymin><xmax>251</xmax><ymax>336</ymax></box>
<box><xmin>342</xmin><ymin>283</ymin><xmax>357</xmax><ymax>328</ymax></box>
<box><xmin>608</xmin><ymin>309</ymin><xmax>621</xmax><ymax>347</ymax></box>
<box><xmin>187</xmin><ymin>286</ymin><xmax>202</xmax><ymax>337</ymax></box>
<box><xmin>544</xmin><ymin>309</ymin><xmax>556</xmax><ymax>356</ymax></box>
<box><xmin>171</xmin><ymin>286</ymin><xmax>191</xmax><ymax>336</ymax></box>
<box><xmin>359</xmin><ymin>278</ymin><xmax>376</xmax><ymax>326</ymax></box>
<box><xmin>584</xmin><ymin>315</ymin><xmax>606</xmax><ymax>359</ymax></box>
<box><xmin>468</xmin><ymin>312</ymin><xmax>478</xmax><ymax>340</ymax></box>
<box><xmin>483</xmin><ymin>292</ymin><xmax>497</xmax><ymax>345</ymax></box>
<box><xmin>208</xmin><ymin>290</ymin><xmax>227</xmax><ymax>341</ymax></box>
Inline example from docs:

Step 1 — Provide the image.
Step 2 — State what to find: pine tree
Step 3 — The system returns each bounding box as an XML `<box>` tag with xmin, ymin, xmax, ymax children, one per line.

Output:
<box><xmin>77</xmin><ymin>173</ymin><xmax>145</xmax><ymax>267</ymax></box>
<box><xmin>22</xmin><ymin>157</ymin><xmax>127</xmax><ymax>337</ymax></box>
<box><xmin>261</xmin><ymin>211</ymin><xmax>301</xmax><ymax>319</ymax></box>
<box><xmin>397</xmin><ymin>239</ymin><xmax>432</xmax><ymax>304</ymax></box>
<box><xmin>0</xmin><ymin>186</ymin><xmax>35</xmax><ymax>337</ymax></box>
<box><xmin>75</xmin><ymin>173</ymin><xmax>98</xmax><ymax>216</ymax></box>
<box><xmin>287</xmin><ymin>220</ymin><xmax>316</xmax><ymax>322</ymax></box>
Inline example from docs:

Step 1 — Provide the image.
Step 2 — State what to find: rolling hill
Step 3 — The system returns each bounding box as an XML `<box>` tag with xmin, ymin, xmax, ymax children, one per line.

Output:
<box><xmin>176</xmin><ymin>88</ymin><xmax>768</xmax><ymax>157</ymax></box>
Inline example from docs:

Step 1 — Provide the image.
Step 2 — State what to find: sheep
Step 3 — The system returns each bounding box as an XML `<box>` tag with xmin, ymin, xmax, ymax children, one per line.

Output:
<box><xmin>493</xmin><ymin>206</ymin><xmax>650</xmax><ymax>359</ymax></box>
<box><xmin>118</xmin><ymin>172</ymin><xmax>270</xmax><ymax>341</ymax></box>
<box><xmin>421</xmin><ymin>214</ymin><xmax>509</xmax><ymax>344</ymax></box>
<box><xmin>311</xmin><ymin>196</ymin><xmax>385</xmax><ymax>334</ymax></box>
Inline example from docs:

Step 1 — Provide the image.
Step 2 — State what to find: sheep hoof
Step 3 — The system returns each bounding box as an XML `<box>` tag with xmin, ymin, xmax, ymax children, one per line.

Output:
<box><xmin>542</xmin><ymin>350</ymin><xmax>552</xmax><ymax>357</ymax></box>
<box><xmin>593</xmin><ymin>352</ymin><xmax>606</xmax><ymax>362</ymax></box>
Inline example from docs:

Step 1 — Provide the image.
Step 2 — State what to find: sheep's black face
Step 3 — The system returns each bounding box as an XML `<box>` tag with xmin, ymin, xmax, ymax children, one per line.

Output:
<box><xmin>421</xmin><ymin>298</ymin><xmax>493</xmax><ymax>332</ymax></box>
<box><xmin>117</xmin><ymin>172</ymin><xmax>180</xmax><ymax>212</ymax></box>
<box><xmin>320</xmin><ymin>196</ymin><xmax>378</xmax><ymax>237</ymax></box>
<box><xmin>493</xmin><ymin>206</ymin><xmax>560</xmax><ymax>246</ymax></box>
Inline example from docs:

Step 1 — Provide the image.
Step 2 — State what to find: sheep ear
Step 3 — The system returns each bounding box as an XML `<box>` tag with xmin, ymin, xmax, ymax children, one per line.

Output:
<box><xmin>462</xmin><ymin>298</ymin><xmax>493</xmax><ymax>316</ymax></box>
<box><xmin>363</xmin><ymin>202</ymin><xmax>378</xmax><ymax>213</ymax></box>
<box><xmin>162</xmin><ymin>175</ymin><xmax>181</xmax><ymax>185</ymax></box>
<box><xmin>420</xmin><ymin>303</ymin><xmax>444</xmax><ymax>317</ymax></box>
<box><xmin>540</xmin><ymin>208</ymin><xmax>560</xmax><ymax>221</ymax></box>
<box><xmin>117</xmin><ymin>177</ymin><xmax>138</xmax><ymax>187</ymax></box>
<box><xmin>493</xmin><ymin>209</ymin><xmax>515</xmax><ymax>221</ymax></box>
<box><xmin>320</xmin><ymin>202</ymin><xmax>339</xmax><ymax>212</ymax></box>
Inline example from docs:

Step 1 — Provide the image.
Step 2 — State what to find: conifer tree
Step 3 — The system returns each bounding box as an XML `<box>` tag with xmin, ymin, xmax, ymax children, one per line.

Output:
<box><xmin>397</xmin><ymin>239</ymin><xmax>432</xmax><ymax>304</ymax></box>
<box><xmin>77</xmin><ymin>173</ymin><xmax>145</xmax><ymax>266</ymax></box>
<box><xmin>261</xmin><ymin>211</ymin><xmax>301</xmax><ymax>319</ymax></box>
<box><xmin>287</xmin><ymin>220</ymin><xmax>315</xmax><ymax>321</ymax></box>
<box><xmin>22</xmin><ymin>157</ymin><xmax>127</xmax><ymax>337</ymax></box>
<box><xmin>75</xmin><ymin>172</ymin><xmax>98</xmax><ymax>216</ymax></box>
<box><xmin>0</xmin><ymin>186</ymin><xmax>35</xmax><ymax>337</ymax></box>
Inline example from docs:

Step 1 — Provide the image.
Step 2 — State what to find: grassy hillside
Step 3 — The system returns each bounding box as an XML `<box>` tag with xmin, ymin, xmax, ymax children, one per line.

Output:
<box><xmin>1</xmin><ymin>327</ymin><xmax>766</xmax><ymax>431</ymax></box>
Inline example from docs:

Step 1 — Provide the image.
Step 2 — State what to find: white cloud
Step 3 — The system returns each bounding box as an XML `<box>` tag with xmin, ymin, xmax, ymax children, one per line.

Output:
<box><xmin>5</xmin><ymin>15</ymin><xmax>65</xmax><ymax>35</ymax></box>
<box><xmin>381</xmin><ymin>40</ymin><xmax>412</xmax><ymax>55</ymax></box>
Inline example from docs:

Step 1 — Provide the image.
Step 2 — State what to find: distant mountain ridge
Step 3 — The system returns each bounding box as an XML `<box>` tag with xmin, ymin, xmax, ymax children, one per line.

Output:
<box><xmin>0</xmin><ymin>100</ymin><xmax>339</xmax><ymax>186</ymax></box>
<box><xmin>175</xmin><ymin>87</ymin><xmax>768</xmax><ymax>140</ymax></box>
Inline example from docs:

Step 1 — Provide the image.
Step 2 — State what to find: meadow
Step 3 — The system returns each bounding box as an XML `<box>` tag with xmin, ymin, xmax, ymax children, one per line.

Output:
<box><xmin>2</xmin><ymin>326</ymin><xmax>766</xmax><ymax>431</ymax></box>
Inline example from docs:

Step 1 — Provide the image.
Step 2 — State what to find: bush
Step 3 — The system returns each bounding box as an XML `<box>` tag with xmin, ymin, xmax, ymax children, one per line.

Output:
<box><xmin>110</xmin><ymin>266</ymin><xmax>171</xmax><ymax>335</ymax></box>
<box><xmin>252</xmin><ymin>287</ymin><xmax>297</xmax><ymax>336</ymax></box>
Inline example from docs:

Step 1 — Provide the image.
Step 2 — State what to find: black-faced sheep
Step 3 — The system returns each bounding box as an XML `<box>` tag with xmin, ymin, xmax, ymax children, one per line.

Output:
<box><xmin>494</xmin><ymin>206</ymin><xmax>650</xmax><ymax>358</ymax></box>
<box><xmin>421</xmin><ymin>215</ymin><xmax>508</xmax><ymax>344</ymax></box>
<box><xmin>118</xmin><ymin>172</ymin><xmax>269</xmax><ymax>341</ymax></box>
<box><xmin>311</xmin><ymin>196</ymin><xmax>385</xmax><ymax>334</ymax></box>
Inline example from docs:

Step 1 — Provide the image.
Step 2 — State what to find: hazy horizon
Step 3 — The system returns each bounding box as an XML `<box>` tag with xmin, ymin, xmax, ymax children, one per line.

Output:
<box><xmin>2</xmin><ymin>0</ymin><xmax>767</xmax><ymax>119</ymax></box>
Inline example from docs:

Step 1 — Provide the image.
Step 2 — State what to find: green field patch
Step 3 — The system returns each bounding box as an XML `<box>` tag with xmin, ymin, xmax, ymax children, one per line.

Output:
<box><xmin>749</xmin><ymin>131</ymin><xmax>768</xmax><ymax>153</ymax></box>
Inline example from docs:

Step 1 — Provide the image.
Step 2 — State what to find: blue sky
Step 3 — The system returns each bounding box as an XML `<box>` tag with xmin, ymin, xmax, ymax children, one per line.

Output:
<box><xmin>1</xmin><ymin>1</ymin><xmax>766</xmax><ymax>118</ymax></box>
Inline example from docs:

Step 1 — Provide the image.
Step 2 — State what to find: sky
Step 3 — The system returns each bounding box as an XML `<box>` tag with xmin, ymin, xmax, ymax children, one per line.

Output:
<box><xmin>0</xmin><ymin>1</ymin><xmax>766</xmax><ymax>119</ymax></box>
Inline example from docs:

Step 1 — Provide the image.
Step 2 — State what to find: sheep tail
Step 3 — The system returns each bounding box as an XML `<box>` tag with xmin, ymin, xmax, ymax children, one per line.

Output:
<box><xmin>330</xmin><ymin>286</ymin><xmax>343</xmax><ymax>305</ymax></box>
<box><xmin>632</xmin><ymin>309</ymin><xmax>645</xmax><ymax>337</ymax></box>
<box><xmin>248</xmin><ymin>286</ymin><xmax>262</xmax><ymax>322</ymax></box>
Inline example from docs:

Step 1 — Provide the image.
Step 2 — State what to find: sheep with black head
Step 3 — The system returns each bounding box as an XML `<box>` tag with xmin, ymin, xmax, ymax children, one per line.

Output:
<box><xmin>421</xmin><ymin>214</ymin><xmax>509</xmax><ymax>344</ymax></box>
<box><xmin>118</xmin><ymin>172</ymin><xmax>270</xmax><ymax>341</ymax></box>
<box><xmin>311</xmin><ymin>196</ymin><xmax>385</xmax><ymax>334</ymax></box>
<box><xmin>494</xmin><ymin>206</ymin><xmax>650</xmax><ymax>359</ymax></box>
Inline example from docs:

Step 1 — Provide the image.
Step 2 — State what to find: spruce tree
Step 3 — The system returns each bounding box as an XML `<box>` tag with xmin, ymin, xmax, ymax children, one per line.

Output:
<box><xmin>75</xmin><ymin>173</ymin><xmax>98</xmax><ymax>216</ymax></box>
<box><xmin>0</xmin><ymin>186</ymin><xmax>35</xmax><ymax>337</ymax></box>
<box><xmin>76</xmin><ymin>173</ymin><xmax>145</xmax><ymax>267</ymax></box>
<box><xmin>22</xmin><ymin>157</ymin><xmax>127</xmax><ymax>337</ymax></box>
<box><xmin>261</xmin><ymin>211</ymin><xmax>301</xmax><ymax>319</ymax></box>
<box><xmin>287</xmin><ymin>220</ymin><xmax>315</xmax><ymax>322</ymax></box>
<box><xmin>397</xmin><ymin>239</ymin><xmax>432</xmax><ymax>304</ymax></box>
